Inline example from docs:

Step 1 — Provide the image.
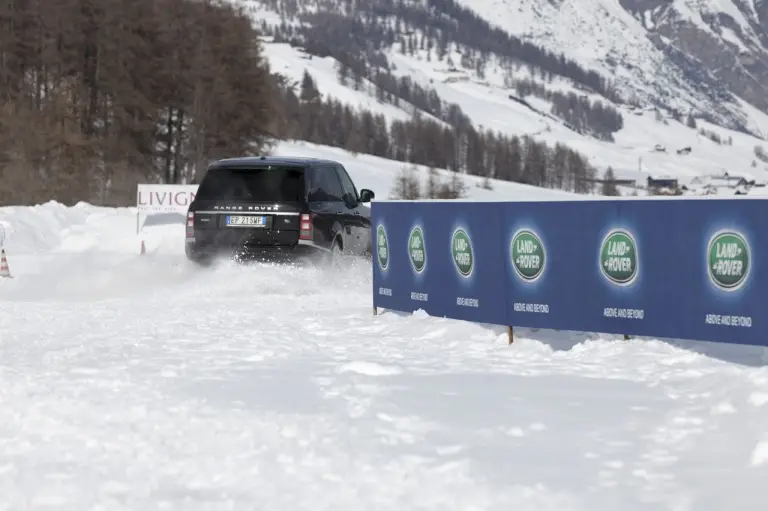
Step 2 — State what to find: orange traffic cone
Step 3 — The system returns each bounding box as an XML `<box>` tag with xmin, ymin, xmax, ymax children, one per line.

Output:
<box><xmin>0</xmin><ymin>249</ymin><xmax>12</xmax><ymax>278</ymax></box>
<box><xmin>140</xmin><ymin>240</ymin><xmax>146</xmax><ymax>255</ymax></box>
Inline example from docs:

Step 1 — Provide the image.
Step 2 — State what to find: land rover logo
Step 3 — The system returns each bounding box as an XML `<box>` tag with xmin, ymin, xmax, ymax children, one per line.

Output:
<box><xmin>600</xmin><ymin>229</ymin><xmax>638</xmax><ymax>285</ymax></box>
<box><xmin>377</xmin><ymin>225</ymin><xmax>389</xmax><ymax>270</ymax></box>
<box><xmin>408</xmin><ymin>227</ymin><xmax>426</xmax><ymax>273</ymax></box>
<box><xmin>708</xmin><ymin>231</ymin><xmax>749</xmax><ymax>290</ymax></box>
<box><xmin>451</xmin><ymin>228</ymin><xmax>473</xmax><ymax>277</ymax></box>
<box><xmin>511</xmin><ymin>230</ymin><xmax>545</xmax><ymax>282</ymax></box>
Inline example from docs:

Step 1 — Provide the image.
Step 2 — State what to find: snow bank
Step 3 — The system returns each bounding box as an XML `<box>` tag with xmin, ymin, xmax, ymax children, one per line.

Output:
<box><xmin>0</xmin><ymin>201</ymin><xmax>132</xmax><ymax>253</ymax></box>
<box><xmin>0</xmin><ymin>200</ymin><xmax>188</xmax><ymax>292</ymax></box>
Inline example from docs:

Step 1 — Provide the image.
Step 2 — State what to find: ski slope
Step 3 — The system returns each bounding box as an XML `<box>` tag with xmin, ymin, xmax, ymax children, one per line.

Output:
<box><xmin>2</xmin><ymin>197</ymin><xmax>768</xmax><ymax>509</ymax></box>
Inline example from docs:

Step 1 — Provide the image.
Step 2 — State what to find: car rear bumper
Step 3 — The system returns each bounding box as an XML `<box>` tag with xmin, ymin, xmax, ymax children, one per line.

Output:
<box><xmin>185</xmin><ymin>236</ymin><xmax>327</xmax><ymax>263</ymax></box>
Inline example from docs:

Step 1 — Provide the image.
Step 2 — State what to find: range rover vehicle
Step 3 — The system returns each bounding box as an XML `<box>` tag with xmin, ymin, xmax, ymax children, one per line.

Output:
<box><xmin>185</xmin><ymin>156</ymin><xmax>375</xmax><ymax>266</ymax></box>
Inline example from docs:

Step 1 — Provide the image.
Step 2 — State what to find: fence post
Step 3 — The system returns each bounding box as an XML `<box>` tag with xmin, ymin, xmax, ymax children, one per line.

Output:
<box><xmin>508</xmin><ymin>326</ymin><xmax>514</xmax><ymax>345</ymax></box>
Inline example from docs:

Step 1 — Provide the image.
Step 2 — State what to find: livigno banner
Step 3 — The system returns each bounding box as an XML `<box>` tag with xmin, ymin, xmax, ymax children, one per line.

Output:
<box><xmin>372</xmin><ymin>198</ymin><xmax>768</xmax><ymax>347</ymax></box>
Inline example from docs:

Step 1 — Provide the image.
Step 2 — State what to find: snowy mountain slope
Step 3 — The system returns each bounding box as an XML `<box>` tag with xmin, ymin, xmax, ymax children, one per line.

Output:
<box><xmin>241</xmin><ymin>0</ymin><xmax>768</xmax><ymax>136</ymax></box>
<box><xmin>382</xmin><ymin>48</ymin><xmax>768</xmax><ymax>181</ymax></box>
<box><xmin>2</xmin><ymin>197</ymin><xmax>768</xmax><ymax>509</ymax></box>
<box><xmin>270</xmin><ymin>141</ymin><xmax>768</xmax><ymax>200</ymax></box>
<box><xmin>258</xmin><ymin>35</ymin><xmax>768</xmax><ymax>190</ymax></box>
<box><xmin>272</xmin><ymin>140</ymin><xmax>580</xmax><ymax>200</ymax></box>
<box><xmin>266</xmin><ymin>43</ymin><xmax>419</xmax><ymax>124</ymax></box>
<box><xmin>273</xmin><ymin>140</ymin><xmax>768</xmax><ymax>202</ymax></box>
<box><xmin>456</xmin><ymin>0</ymin><xmax>768</xmax><ymax>133</ymax></box>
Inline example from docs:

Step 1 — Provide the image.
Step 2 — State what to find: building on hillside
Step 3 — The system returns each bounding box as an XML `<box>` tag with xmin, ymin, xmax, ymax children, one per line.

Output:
<box><xmin>578</xmin><ymin>175</ymin><xmax>637</xmax><ymax>190</ymax></box>
<box><xmin>690</xmin><ymin>173</ymin><xmax>748</xmax><ymax>187</ymax></box>
<box><xmin>686</xmin><ymin>173</ymin><xmax>752</xmax><ymax>195</ymax></box>
<box><xmin>647</xmin><ymin>175</ymin><xmax>680</xmax><ymax>194</ymax></box>
<box><xmin>706</xmin><ymin>176</ymin><xmax>749</xmax><ymax>188</ymax></box>
<box><xmin>443</xmin><ymin>75</ymin><xmax>469</xmax><ymax>84</ymax></box>
<box><xmin>734</xmin><ymin>185</ymin><xmax>749</xmax><ymax>195</ymax></box>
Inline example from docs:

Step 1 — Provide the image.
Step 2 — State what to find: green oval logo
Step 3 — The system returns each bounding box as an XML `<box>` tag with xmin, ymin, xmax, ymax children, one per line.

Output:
<box><xmin>451</xmin><ymin>228</ymin><xmax>473</xmax><ymax>277</ymax></box>
<box><xmin>376</xmin><ymin>225</ymin><xmax>389</xmax><ymax>270</ymax></box>
<box><xmin>708</xmin><ymin>231</ymin><xmax>749</xmax><ymax>290</ymax></box>
<box><xmin>511</xmin><ymin>230</ymin><xmax>545</xmax><ymax>282</ymax></box>
<box><xmin>600</xmin><ymin>229</ymin><xmax>638</xmax><ymax>285</ymax></box>
<box><xmin>408</xmin><ymin>227</ymin><xmax>426</xmax><ymax>273</ymax></box>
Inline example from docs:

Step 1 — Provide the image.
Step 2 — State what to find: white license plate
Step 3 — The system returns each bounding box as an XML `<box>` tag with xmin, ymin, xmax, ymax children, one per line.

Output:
<box><xmin>226</xmin><ymin>215</ymin><xmax>267</xmax><ymax>227</ymax></box>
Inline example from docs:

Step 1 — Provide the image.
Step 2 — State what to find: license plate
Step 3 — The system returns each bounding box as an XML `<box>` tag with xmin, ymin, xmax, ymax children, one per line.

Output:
<box><xmin>226</xmin><ymin>215</ymin><xmax>267</xmax><ymax>227</ymax></box>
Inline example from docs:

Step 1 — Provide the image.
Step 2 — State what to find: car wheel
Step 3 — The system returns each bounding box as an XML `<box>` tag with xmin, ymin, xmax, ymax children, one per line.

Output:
<box><xmin>185</xmin><ymin>246</ymin><xmax>212</xmax><ymax>267</ymax></box>
<box><xmin>328</xmin><ymin>238</ymin><xmax>344</xmax><ymax>271</ymax></box>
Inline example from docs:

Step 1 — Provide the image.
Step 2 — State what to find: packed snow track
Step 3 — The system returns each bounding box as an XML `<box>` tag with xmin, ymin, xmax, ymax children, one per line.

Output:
<box><xmin>1</xmin><ymin>203</ymin><xmax>768</xmax><ymax>510</ymax></box>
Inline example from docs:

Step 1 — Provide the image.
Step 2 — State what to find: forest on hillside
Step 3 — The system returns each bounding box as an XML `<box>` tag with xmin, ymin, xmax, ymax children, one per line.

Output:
<box><xmin>277</xmin><ymin>71</ymin><xmax>597</xmax><ymax>193</ymax></box>
<box><xmin>259</xmin><ymin>0</ymin><xmax>626</xmax><ymax>139</ymax></box>
<box><xmin>0</xmin><ymin>0</ymin><xmax>274</xmax><ymax>206</ymax></box>
<box><xmin>262</xmin><ymin>0</ymin><xmax>618</xmax><ymax>99</ymax></box>
<box><xmin>0</xmin><ymin>0</ymin><xmax>600</xmax><ymax>207</ymax></box>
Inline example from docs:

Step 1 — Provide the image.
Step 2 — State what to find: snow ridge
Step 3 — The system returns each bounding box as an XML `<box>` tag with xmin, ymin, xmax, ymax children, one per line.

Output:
<box><xmin>455</xmin><ymin>0</ymin><xmax>768</xmax><ymax>131</ymax></box>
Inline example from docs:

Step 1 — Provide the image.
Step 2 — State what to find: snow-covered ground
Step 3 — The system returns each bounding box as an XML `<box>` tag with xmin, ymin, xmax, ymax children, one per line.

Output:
<box><xmin>2</xmin><ymin>196</ymin><xmax>768</xmax><ymax>509</ymax></box>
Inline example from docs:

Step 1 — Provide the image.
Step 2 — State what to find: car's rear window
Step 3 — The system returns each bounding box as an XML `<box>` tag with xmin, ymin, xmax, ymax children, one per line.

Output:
<box><xmin>196</xmin><ymin>166</ymin><xmax>305</xmax><ymax>202</ymax></box>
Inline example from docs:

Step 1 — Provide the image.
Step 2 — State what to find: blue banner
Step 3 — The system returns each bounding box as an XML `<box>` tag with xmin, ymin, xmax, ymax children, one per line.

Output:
<box><xmin>372</xmin><ymin>201</ymin><xmax>506</xmax><ymax>325</ymax></box>
<box><xmin>371</xmin><ymin>198</ymin><xmax>768</xmax><ymax>347</ymax></box>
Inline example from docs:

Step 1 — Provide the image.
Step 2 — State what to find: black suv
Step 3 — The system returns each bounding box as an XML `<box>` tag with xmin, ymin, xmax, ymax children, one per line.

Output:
<box><xmin>185</xmin><ymin>156</ymin><xmax>375</xmax><ymax>266</ymax></box>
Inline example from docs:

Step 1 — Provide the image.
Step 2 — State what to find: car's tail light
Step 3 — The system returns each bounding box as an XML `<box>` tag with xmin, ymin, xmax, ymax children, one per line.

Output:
<box><xmin>299</xmin><ymin>213</ymin><xmax>313</xmax><ymax>240</ymax></box>
<box><xmin>186</xmin><ymin>211</ymin><xmax>194</xmax><ymax>238</ymax></box>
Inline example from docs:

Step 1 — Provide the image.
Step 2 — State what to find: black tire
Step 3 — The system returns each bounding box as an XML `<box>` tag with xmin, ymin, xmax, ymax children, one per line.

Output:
<box><xmin>327</xmin><ymin>237</ymin><xmax>344</xmax><ymax>271</ymax></box>
<box><xmin>185</xmin><ymin>246</ymin><xmax>214</xmax><ymax>267</ymax></box>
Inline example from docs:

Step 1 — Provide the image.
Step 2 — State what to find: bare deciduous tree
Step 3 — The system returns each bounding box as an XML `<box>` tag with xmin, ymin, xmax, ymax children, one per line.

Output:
<box><xmin>0</xmin><ymin>0</ymin><xmax>274</xmax><ymax>206</ymax></box>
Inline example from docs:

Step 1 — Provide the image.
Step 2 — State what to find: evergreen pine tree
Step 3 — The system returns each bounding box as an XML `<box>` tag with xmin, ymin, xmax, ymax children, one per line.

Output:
<box><xmin>602</xmin><ymin>167</ymin><xmax>620</xmax><ymax>196</ymax></box>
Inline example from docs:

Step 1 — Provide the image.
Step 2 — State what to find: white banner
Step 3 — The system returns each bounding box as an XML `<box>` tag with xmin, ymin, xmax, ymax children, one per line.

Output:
<box><xmin>135</xmin><ymin>184</ymin><xmax>200</xmax><ymax>234</ymax></box>
<box><xmin>136</xmin><ymin>184</ymin><xmax>199</xmax><ymax>214</ymax></box>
